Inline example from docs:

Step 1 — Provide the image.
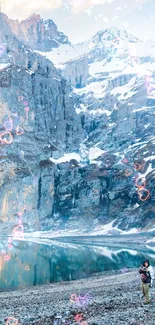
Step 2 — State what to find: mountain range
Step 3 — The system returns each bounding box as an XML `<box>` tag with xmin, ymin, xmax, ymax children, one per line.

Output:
<box><xmin>0</xmin><ymin>12</ymin><xmax>154</xmax><ymax>237</ymax></box>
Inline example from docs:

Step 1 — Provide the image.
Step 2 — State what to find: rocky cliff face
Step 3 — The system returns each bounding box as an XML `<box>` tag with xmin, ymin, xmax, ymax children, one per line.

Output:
<box><xmin>60</xmin><ymin>56</ymin><xmax>89</xmax><ymax>88</ymax></box>
<box><xmin>0</xmin><ymin>14</ymin><xmax>154</xmax><ymax>235</ymax></box>
<box><xmin>0</xmin><ymin>13</ymin><xmax>70</xmax><ymax>52</ymax></box>
<box><xmin>0</xmin><ymin>13</ymin><xmax>83</xmax><ymax>235</ymax></box>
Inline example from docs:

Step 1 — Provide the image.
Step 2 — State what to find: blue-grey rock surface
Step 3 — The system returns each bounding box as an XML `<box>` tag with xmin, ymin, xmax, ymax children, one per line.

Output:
<box><xmin>0</xmin><ymin>13</ymin><xmax>154</xmax><ymax>235</ymax></box>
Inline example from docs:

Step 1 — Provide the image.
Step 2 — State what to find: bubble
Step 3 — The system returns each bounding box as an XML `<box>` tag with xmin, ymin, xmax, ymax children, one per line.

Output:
<box><xmin>24</xmin><ymin>265</ymin><xmax>30</xmax><ymax>271</ymax></box>
<box><xmin>134</xmin><ymin>163</ymin><xmax>142</xmax><ymax>170</ymax></box>
<box><xmin>13</xmin><ymin>224</ymin><xmax>24</xmax><ymax>240</ymax></box>
<box><xmin>135</xmin><ymin>176</ymin><xmax>146</xmax><ymax>188</ymax></box>
<box><xmin>74</xmin><ymin>314</ymin><xmax>83</xmax><ymax>322</ymax></box>
<box><xmin>147</xmin><ymin>84</ymin><xmax>155</xmax><ymax>96</ymax></box>
<box><xmin>18</xmin><ymin>96</ymin><xmax>23</xmax><ymax>102</ymax></box>
<box><xmin>138</xmin><ymin>188</ymin><xmax>150</xmax><ymax>201</ymax></box>
<box><xmin>0</xmin><ymin>131</ymin><xmax>13</xmax><ymax>145</ymax></box>
<box><xmin>16</xmin><ymin>126</ymin><xmax>24</xmax><ymax>136</ymax></box>
<box><xmin>125</xmin><ymin>169</ymin><xmax>132</xmax><ymax>176</ymax></box>
<box><xmin>4</xmin><ymin>254</ymin><xmax>11</xmax><ymax>262</ymax></box>
<box><xmin>145</xmin><ymin>74</ymin><xmax>155</xmax><ymax>96</ymax></box>
<box><xmin>78</xmin><ymin>293</ymin><xmax>92</xmax><ymax>307</ymax></box>
<box><xmin>70</xmin><ymin>292</ymin><xmax>92</xmax><ymax>308</ymax></box>
<box><xmin>3</xmin><ymin>118</ymin><xmax>13</xmax><ymax>131</ymax></box>
<box><xmin>70</xmin><ymin>294</ymin><xmax>79</xmax><ymax>303</ymax></box>
<box><xmin>122</xmin><ymin>158</ymin><xmax>128</xmax><ymax>163</ymax></box>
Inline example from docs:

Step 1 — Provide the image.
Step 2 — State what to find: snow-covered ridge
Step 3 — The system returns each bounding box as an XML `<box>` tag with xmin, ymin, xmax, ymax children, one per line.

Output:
<box><xmin>34</xmin><ymin>42</ymin><xmax>89</xmax><ymax>67</ymax></box>
<box><xmin>23</xmin><ymin>223</ymin><xmax>139</xmax><ymax>239</ymax></box>
<box><xmin>89</xmin><ymin>220</ymin><xmax>138</xmax><ymax>236</ymax></box>
<box><xmin>92</xmin><ymin>27</ymin><xmax>140</xmax><ymax>43</ymax></box>
<box><xmin>34</xmin><ymin>26</ymin><xmax>155</xmax><ymax>70</ymax></box>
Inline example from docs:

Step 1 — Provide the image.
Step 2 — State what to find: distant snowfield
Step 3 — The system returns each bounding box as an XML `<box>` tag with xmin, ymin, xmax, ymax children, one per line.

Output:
<box><xmin>75</xmin><ymin>104</ymin><xmax>111</xmax><ymax>116</ymax></box>
<box><xmin>50</xmin><ymin>152</ymin><xmax>81</xmax><ymax>164</ymax></box>
<box><xmin>34</xmin><ymin>28</ymin><xmax>155</xmax><ymax>114</ymax></box>
<box><xmin>49</xmin><ymin>147</ymin><xmax>105</xmax><ymax>166</ymax></box>
<box><xmin>73</xmin><ymin>80</ymin><xmax>107</xmax><ymax>100</ymax></box>
<box><xmin>34</xmin><ymin>41</ymin><xmax>89</xmax><ymax>67</ymax></box>
<box><xmin>111</xmin><ymin>76</ymin><xmax>138</xmax><ymax>100</ymax></box>
<box><xmin>34</xmin><ymin>31</ymin><xmax>155</xmax><ymax>76</ymax></box>
<box><xmin>89</xmin><ymin>221</ymin><xmax>138</xmax><ymax>236</ymax></box>
<box><xmin>23</xmin><ymin>220</ymin><xmax>140</xmax><ymax>240</ymax></box>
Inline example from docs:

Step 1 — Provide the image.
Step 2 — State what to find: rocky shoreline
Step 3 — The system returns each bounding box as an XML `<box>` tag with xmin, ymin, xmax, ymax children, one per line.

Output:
<box><xmin>0</xmin><ymin>268</ymin><xmax>155</xmax><ymax>325</ymax></box>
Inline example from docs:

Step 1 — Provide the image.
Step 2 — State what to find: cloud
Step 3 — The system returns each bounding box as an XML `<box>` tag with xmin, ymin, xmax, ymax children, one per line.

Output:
<box><xmin>3</xmin><ymin>0</ymin><xmax>62</xmax><ymax>19</ymax></box>
<box><xmin>2</xmin><ymin>0</ymin><xmax>149</xmax><ymax>20</ymax></box>
<box><xmin>2</xmin><ymin>0</ymin><xmax>116</xmax><ymax>20</ymax></box>
<box><xmin>26</xmin><ymin>0</ymin><xmax>62</xmax><ymax>10</ymax></box>
<box><xmin>67</xmin><ymin>0</ymin><xmax>114</xmax><ymax>13</ymax></box>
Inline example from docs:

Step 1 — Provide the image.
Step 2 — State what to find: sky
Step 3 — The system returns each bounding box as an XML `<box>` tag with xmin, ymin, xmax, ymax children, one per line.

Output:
<box><xmin>2</xmin><ymin>0</ymin><xmax>155</xmax><ymax>43</ymax></box>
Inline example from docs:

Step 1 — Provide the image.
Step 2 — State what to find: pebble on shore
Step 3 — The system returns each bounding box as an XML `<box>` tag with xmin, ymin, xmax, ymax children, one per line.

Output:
<box><xmin>0</xmin><ymin>269</ymin><xmax>155</xmax><ymax>325</ymax></box>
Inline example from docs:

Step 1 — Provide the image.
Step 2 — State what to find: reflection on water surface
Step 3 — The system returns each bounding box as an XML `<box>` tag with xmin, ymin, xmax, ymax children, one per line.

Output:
<box><xmin>0</xmin><ymin>236</ymin><xmax>155</xmax><ymax>291</ymax></box>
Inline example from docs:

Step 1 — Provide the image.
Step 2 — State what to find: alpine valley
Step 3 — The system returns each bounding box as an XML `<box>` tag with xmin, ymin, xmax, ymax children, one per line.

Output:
<box><xmin>0</xmin><ymin>12</ymin><xmax>155</xmax><ymax>239</ymax></box>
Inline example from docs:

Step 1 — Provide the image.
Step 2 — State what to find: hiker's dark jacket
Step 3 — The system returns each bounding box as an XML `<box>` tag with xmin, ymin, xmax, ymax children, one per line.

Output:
<box><xmin>139</xmin><ymin>267</ymin><xmax>151</xmax><ymax>284</ymax></box>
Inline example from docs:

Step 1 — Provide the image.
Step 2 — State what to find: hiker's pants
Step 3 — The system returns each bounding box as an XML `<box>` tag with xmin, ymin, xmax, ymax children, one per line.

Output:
<box><xmin>142</xmin><ymin>283</ymin><xmax>150</xmax><ymax>303</ymax></box>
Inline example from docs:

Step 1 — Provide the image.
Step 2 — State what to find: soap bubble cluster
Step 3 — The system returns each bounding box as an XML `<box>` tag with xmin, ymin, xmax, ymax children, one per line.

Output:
<box><xmin>0</xmin><ymin>238</ymin><xmax>12</xmax><ymax>271</ymax></box>
<box><xmin>145</xmin><ymin>74</ymin><xmax>155</xmax><ymax>97</ymax></box>
<box><xmin>123</xmin><ymin>159</ymin><xmax>150</xmax><ymax>202</ymax></box>
<box><xmin>70</xmin><ymin>292</ymin><xmax>92</xmax><ymax>307</ymax></box>
<box><xmin>0</xmin><ymin>212</ymin><xmax>25</xmax><ymax>272</ymax></box>
<box><xmin>0</xmin><ymin>91</ymin><xmax>30</xmax><ymax>145</ymax></box>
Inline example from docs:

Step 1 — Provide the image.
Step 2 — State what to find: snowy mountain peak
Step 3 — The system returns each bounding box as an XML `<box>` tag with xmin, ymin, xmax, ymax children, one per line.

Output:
<box><xmin>92</xmin><ymin>27</ymin><xmax>140</xmax><ymax>44</ymax></box>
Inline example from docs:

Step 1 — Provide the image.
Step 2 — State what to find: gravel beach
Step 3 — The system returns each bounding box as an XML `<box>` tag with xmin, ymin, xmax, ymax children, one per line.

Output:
<box><xmin>1</xmin><ymin>269</ymin><xmax>155</xmax><ymax>325</ymax></box>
